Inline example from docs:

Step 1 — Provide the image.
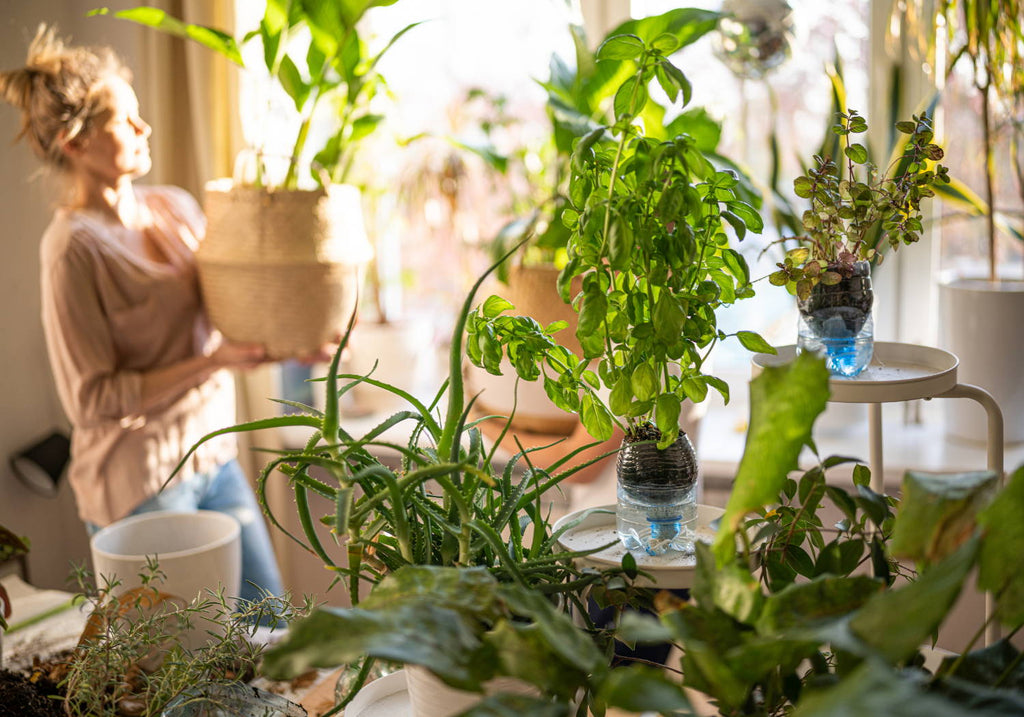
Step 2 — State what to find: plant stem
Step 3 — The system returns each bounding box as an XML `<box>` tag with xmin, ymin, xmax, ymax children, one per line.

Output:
<box><xmin>980</xmin><ymin>77</ymin><xmax>997</xmax><ymax>282</ymax></box>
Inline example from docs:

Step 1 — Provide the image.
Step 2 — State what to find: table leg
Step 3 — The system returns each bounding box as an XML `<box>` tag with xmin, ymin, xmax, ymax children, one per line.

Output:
<box><xmin>937</xmin><ymin>383</ymin><xmax>1005</xmax><ymax>647</ymax></box>
<box><xmin>868</xmin><ymin>403</ymin><xmax>884</xmax><ymax>493</ymax></box>
<box><xmin>937</xmin><ymin>384</ymin><xmax>1005</xmax><ymax>476</ymax></box>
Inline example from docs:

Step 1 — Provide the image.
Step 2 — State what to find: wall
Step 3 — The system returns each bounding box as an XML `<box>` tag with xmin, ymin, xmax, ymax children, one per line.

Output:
<box><xmin>0</xmin><ymin>0</ymin><xmax>145</xmax><ymax>589</ymax></box>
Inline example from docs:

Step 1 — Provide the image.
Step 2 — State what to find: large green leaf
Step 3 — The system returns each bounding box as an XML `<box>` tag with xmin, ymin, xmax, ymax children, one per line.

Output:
<box><xmin>483</xmin><ymin>621</ymin><xmax>588</xmax><ymax>702</ymax></box>
<box><xmin>713</xmin><ymin>352</ymin><xmax>830</xmax><ymax>563</ymax></box>
<box><xmin>598</xmin><ymin>665</ymin><xmax>692</xmax><ymax>713</ymax></box>
<box><xmin>89</xmin><ymin>7</ymin><xmax>243</xmax><ymax>64</ymax></box>
<box><xmin>890</xmin><ymin>470</ymin><xmax>998</xmax><ymax>566</ymax></box>
<box><xmin>610</xmin><ymin>8</ymin><xmax>721</xmax><ymax>49</ymax></box>
<box><xmin>262</xmin><ymin>601</ymin><xmax>495</xmax><ymax>687</ymax></box>
<box><xmin>792</xmin><ymin>659</ymin><xmax>985</xmax><ymax>717</ymax></box>
<box><xmin>496</xmin><ymin>584</ymin><xmax>604</xmax><ymax>674</ymax></box>
<box><xmin>692</xmin><ymin>542</ymin><xmax>763</xmax><ymax>623</ymax></box>
<box><xmin>262</xmin><ymin>567</ymin><xmax>502</xmax><ymax>685</ymax></box>
<box><xmin>849</xmin><ymin>537</ymin><xmax>978</xmax><ymax>664</ymax></box>
<box><xmin>977</xmin><ymin>465</ymin><xmax>1024</xmax><ymax>625</ymax></box>
<box><xmin>756</xmin><ymin>575</ymin><xmax>884</xmax><ymax>634</ymax></box>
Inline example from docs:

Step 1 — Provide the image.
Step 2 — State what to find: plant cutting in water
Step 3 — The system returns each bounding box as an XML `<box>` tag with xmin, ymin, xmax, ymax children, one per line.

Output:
<box><xmin>767</xmin><ymin>109</ymin><xmax>949</xmax><ymax>376</ymax></box>
<box><xmin>768</xmin><ymin>109</ymin><xmax>949</xmax><ymax>297</ymax></box>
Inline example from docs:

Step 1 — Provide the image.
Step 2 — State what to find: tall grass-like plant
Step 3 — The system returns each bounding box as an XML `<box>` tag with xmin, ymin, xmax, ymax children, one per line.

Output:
<box><xmin>167</xmin><ymin>245</ymin><xmax>641</xmax><ymax>712</ymax></box>
<box><xmin>169</xmin><ymin>242</ymin><xmax>625</xmax><ymax>603</ymax></box>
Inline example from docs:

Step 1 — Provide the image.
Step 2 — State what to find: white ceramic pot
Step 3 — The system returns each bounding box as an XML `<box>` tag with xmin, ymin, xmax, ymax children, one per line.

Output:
<box><xmin>405</xmin><ymin>665</ymin><xmax>538</xmax><ymax>717</ymax></box>
<box><xmin>939</xmin><ymin>278</ymin><xmax>1024</xmax><ymax>444</ymax></box>
<box><xmin>90</xmin><ymin>510</ymin><xmax>241</xmax><ymax>603</ymax></box>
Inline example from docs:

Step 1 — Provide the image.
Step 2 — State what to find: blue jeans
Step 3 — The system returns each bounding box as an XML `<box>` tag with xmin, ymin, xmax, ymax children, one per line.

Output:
<box><xmin>88</xmin><ymin>459</ymin><xmax>284</xmax><ymax>605</ymax></box>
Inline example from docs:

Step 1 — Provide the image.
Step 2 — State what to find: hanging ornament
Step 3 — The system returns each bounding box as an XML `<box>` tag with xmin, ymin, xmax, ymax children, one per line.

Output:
<box><xmin>715</xmin><ymin>0</ymin><xmax>794</xmax><ymax>80</ymax></box>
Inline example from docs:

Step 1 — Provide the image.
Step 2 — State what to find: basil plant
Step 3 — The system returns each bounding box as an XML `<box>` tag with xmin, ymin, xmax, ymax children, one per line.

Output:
<box><xmin>468</xmin><ymin>25</ymin><xmax>773</xmax><ymax>449</ymax></box>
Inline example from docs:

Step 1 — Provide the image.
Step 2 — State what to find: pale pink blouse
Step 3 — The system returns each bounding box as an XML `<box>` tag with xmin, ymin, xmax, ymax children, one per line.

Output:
<box><xmin>40</xmin><ymin>185</ymin><xmax>236</xmax><ymax>527</ymax></box>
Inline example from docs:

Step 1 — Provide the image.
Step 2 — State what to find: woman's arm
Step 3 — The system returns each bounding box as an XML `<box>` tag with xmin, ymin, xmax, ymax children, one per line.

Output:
<box><xmin>137</xmin><ymin>339</ymin><xmax>267</xmax><ymax>414</ymax></box>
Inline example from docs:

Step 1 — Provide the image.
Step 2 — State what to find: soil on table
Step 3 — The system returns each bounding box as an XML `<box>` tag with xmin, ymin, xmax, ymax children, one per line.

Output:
<box><xmin>0</xmin><ymin>668</ymin><xmax>64</xmax><ymax>717</ymax></box>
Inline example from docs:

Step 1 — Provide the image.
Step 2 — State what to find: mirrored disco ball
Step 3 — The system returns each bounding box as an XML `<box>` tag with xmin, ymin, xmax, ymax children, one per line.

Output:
<box><xmin>715</xmin><ymin>0</ymin><xmax>794</xmax><ymax>79</ymax></box>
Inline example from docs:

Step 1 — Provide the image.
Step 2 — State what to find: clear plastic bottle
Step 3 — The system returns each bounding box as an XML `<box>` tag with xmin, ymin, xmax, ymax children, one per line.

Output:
<box><xmin>615</xmin><ymin>431</ymin><xmax>699</xmax><ymax>557</ymax></box>
<box><xmin>797</xmin><ymin>308</ymin><xmax>874</xmax><ymax>378</ymax></box>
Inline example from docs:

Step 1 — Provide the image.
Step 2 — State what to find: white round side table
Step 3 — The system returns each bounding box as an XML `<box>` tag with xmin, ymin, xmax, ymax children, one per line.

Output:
<box><xmin>752</xmin><ymin>342</ymin><xmax>1005</xmax><ymax>492</ymax></box>
<box><xmin>753</xmin><ymin>341</ymin><xmax>1005</xmax><ymax>645</ymax></box>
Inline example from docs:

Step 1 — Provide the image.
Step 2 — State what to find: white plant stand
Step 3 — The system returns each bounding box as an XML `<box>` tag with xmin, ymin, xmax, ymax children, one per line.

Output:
<box><xmin>751</xmin><ymin>342</ymin><xmax>1005</xmax><ymax>492</ymax></box>
<box><xmin>753</xmin><ymin>341</ymin><xmax>1005</xmax><ymax>644</ymax></box>
<box><xmin>552</xmin><ymin>504</ymin><xmax>725</xmax><ymax>589</ymax></box>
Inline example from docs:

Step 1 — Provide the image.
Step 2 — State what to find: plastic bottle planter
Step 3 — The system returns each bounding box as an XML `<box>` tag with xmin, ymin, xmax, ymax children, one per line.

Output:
<box><xmin>796</xmin><ymin>261</ymin><xmax>874</xmax><ymax>378</ymax></box>
<box><xmin>616</xmin><ymin>431</ymin><xmax>700</xmax><ymax>556</ymax></box>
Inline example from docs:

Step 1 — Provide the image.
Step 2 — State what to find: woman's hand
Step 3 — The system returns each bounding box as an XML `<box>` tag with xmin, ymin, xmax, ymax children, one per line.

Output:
<box><xmin>210</xmin><ymin>340</ymin><xmax>269</xmax><ymax>371</ymax></box>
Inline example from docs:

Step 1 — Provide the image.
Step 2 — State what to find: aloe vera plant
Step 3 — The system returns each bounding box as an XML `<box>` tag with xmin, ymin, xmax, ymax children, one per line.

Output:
<box><xmin>167</xmin><ymin>243</ymin><xmax>625</xmax><ymax>607</ymax></box>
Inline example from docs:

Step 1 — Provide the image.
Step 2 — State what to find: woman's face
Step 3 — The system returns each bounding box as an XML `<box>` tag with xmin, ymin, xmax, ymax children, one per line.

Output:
<box><xmin>70</xmin><ymin>76</ymin><xmax>151</xmax><ymax>184</ymax></box>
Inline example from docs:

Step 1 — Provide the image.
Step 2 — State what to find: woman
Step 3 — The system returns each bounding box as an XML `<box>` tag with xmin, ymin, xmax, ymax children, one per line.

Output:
<box><xmin>0</xmin><ymin>26</ymin><xmax>283</xmax><ymax>604</ymax></box>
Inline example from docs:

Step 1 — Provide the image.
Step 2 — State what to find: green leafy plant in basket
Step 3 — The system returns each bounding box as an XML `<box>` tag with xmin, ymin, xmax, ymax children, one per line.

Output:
<box><xmin>91</xmin><ymin>1</ymin><xmax>419</xmax><ymax>189</ymax></box>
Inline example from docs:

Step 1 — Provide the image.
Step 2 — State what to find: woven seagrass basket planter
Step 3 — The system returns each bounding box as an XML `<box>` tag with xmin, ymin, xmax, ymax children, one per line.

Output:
<box><xmin>199</xmin><ymin>180</ymin><xmax>373</xmax><ymax>359</ymax></box>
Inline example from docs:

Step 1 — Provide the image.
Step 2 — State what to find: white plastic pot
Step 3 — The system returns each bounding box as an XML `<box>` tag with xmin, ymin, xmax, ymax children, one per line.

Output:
<box><xmin>405</xmin><ymin>665</ymin><xmax>538</xmax><ymax>717</ymax></box>
<box><xmin>90</xmin><ymin>510</ymin><xmax>241</xmax><ymax>604</ymax></box>
<box><xmin>939</xmin><ymin>278</ymin><xmax>1024</xmax><ymax>444</ymax></box>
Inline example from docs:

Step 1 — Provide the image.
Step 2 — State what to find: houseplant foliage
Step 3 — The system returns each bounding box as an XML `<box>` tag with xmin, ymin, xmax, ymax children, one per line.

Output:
<box><xmin>0</xmin><ymin>523</ymin><xmax>29</xmax><ymax>631</ymax></box>
<box><xmin>469</xmin><ymin>28</ymin><xmax>771</xmax><ymax>452</ymax></box>
<box><xmin>169</xmin><ymin>245</ymin><xmax>639</xmax><ymax>712</ymax></box>
<box><xmin>484</xmin><ymin>7</ymin><xmax>758</xmax><ymax>277</ymax></box>
<box><xmin>62</xmin><ymin>562</ymin><xmax>306</xmax><ymax>717</ymax></box>
<box><xmin>91</xmin><ymin>0</ymin><xmax>418</xmax><ymax>188</ymax></box>
<box><xmin>768</xmin><ymin>109</ymin><xmax>949</xmax><ymax>298</ymax></box>
<box><xmin>92</xmin><ymin>0</ymin><xmax>420</xmax><ymax>357</ymax></box>
<box><xmin>596</xmin><ymin>352</ymin><xmax>1024</xmax><ymax>716</ymax></box>
<box><xmin>937</xmin><ymin>0</ymin><xmax>1024</xmax><ymax>280</ymax></box>
<box><xmin>765</xmin><ymin>109</ymin><xmax>949</xmax><ymax>376</ymax></box>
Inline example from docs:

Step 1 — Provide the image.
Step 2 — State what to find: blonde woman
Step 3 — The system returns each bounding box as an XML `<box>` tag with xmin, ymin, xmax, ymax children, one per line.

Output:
<box><xmin>0</xmin><ymin>26</ymin><xmax>283</xmax><ymax>604</ymax></box>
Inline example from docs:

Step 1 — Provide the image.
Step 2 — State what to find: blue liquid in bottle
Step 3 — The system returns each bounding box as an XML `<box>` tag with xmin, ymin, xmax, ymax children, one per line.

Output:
<box><xmin>797</xmin><ymin>309</ymin><xmax>874</xmax><ymax>378</ymax></box>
